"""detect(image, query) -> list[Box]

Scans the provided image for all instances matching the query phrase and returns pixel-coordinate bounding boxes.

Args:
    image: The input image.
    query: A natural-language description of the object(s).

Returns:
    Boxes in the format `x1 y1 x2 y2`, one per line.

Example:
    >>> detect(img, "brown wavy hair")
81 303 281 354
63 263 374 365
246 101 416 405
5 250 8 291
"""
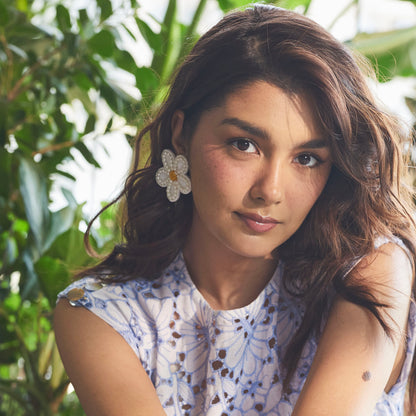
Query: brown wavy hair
81 5 416 408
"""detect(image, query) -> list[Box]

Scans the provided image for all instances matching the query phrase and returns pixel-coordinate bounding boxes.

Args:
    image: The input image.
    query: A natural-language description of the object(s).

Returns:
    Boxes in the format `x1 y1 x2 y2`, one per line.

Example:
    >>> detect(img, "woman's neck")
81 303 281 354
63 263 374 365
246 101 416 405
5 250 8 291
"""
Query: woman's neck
182 235 278 311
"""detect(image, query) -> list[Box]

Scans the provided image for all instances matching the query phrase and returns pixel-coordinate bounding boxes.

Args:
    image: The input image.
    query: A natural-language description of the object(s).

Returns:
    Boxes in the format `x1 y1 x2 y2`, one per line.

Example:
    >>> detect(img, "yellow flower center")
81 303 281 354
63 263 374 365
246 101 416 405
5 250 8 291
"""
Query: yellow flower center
169 170 178 181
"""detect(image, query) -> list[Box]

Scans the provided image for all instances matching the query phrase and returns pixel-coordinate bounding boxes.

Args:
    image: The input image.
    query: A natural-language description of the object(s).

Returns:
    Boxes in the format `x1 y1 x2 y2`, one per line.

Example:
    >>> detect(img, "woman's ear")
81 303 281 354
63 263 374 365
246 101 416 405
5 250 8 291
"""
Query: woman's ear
171 110 187 155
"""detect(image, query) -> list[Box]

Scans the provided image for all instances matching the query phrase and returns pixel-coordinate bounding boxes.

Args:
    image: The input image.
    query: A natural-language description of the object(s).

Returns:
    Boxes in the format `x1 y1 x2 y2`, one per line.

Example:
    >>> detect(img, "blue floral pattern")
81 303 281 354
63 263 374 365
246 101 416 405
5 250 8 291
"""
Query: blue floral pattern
58 252 416 415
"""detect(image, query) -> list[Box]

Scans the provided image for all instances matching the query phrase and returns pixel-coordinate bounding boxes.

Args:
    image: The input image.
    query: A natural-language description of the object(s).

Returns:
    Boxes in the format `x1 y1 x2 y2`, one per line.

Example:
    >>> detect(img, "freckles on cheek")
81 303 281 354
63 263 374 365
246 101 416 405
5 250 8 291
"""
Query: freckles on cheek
202 154 235 188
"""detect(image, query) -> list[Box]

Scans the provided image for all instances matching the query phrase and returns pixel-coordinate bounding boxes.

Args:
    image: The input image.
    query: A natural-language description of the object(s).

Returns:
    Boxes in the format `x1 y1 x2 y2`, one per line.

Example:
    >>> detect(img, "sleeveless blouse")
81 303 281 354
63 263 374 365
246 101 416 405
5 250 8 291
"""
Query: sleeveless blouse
58 249 416 415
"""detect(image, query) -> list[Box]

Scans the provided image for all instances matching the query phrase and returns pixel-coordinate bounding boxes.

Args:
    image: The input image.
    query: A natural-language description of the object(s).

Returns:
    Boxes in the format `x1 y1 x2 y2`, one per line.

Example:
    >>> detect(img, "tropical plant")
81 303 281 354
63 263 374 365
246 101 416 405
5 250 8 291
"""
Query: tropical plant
0 0 415 414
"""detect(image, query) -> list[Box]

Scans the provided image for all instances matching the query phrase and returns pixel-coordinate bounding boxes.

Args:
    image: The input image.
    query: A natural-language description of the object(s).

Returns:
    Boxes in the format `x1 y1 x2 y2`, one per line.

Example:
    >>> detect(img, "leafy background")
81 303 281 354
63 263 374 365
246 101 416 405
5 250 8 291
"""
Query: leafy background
1 0 416 414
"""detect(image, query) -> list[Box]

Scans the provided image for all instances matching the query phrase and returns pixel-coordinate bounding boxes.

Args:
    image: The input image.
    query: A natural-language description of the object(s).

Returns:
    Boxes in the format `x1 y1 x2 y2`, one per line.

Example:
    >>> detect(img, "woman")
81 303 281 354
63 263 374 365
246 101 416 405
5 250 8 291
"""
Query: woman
54 5 416 415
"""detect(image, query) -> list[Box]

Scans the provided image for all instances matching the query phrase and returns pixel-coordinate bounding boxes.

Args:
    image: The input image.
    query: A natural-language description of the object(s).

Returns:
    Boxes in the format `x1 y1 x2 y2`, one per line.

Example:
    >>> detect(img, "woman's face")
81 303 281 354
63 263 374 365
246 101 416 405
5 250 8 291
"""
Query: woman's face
175 81 332 260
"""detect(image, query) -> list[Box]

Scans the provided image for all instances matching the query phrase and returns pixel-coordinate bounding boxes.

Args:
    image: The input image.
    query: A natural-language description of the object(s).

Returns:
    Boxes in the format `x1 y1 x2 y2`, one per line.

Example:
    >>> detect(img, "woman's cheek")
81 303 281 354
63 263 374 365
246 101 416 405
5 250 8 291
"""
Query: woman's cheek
201 153 239 189
287 174 327 214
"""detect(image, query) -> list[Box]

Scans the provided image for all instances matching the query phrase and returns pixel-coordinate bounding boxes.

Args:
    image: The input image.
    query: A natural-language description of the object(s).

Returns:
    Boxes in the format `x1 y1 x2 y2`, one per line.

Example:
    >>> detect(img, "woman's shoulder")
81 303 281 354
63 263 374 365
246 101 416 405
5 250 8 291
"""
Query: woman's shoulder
56 254 194 336
58 253 189 304
57 275 142 310
358 235 413 300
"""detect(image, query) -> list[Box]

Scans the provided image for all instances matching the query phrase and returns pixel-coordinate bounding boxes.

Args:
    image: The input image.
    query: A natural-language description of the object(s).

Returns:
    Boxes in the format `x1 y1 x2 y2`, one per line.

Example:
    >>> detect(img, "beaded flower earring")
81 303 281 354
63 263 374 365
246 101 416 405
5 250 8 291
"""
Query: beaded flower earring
155 149 192 202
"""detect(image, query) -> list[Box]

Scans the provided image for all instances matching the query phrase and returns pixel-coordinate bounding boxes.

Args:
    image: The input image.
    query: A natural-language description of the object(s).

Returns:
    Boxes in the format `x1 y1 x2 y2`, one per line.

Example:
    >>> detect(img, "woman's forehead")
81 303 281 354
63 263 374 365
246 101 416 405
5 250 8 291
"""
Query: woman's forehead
188 81 328 152
205 81 322 133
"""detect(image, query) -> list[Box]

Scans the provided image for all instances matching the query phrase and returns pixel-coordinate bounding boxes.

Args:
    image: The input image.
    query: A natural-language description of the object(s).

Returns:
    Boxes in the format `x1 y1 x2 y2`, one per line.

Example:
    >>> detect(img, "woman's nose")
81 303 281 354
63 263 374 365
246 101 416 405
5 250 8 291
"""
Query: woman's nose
249 161 283 205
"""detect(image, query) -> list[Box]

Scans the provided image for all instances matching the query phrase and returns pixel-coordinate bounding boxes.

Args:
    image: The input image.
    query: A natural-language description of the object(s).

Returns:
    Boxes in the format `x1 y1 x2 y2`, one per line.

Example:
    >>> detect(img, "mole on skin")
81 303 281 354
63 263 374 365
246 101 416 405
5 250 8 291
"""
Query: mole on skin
362 371 371 382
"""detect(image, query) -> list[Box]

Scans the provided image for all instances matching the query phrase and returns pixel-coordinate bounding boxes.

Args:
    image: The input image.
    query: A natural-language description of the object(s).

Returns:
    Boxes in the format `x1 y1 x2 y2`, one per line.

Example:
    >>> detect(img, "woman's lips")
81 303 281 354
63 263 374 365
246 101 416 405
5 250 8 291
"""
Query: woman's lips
236 212 280 233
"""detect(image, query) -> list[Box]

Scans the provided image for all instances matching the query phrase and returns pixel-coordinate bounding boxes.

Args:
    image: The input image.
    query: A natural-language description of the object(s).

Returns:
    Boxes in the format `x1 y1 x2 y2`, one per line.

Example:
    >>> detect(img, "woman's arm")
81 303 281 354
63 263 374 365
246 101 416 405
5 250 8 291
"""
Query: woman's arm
293 242 413 416
54 299 166 416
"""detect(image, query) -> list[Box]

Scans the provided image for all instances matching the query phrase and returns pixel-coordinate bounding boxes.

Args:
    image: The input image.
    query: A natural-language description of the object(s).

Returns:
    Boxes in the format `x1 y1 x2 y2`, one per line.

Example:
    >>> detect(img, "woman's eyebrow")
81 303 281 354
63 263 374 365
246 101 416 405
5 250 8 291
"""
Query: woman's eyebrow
220 117 328 149
220 117 270 140
295 138 329 150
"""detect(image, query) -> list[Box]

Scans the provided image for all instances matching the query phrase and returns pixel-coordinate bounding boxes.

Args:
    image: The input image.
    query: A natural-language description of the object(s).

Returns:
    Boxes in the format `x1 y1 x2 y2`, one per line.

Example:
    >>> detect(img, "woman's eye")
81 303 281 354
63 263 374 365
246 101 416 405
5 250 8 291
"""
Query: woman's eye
294 153 321 167
230 138 257 153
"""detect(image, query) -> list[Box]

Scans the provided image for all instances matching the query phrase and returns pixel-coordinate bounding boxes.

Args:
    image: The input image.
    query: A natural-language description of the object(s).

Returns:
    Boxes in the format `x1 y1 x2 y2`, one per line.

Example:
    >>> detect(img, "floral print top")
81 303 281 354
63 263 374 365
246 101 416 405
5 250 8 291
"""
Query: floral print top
58 251 416 416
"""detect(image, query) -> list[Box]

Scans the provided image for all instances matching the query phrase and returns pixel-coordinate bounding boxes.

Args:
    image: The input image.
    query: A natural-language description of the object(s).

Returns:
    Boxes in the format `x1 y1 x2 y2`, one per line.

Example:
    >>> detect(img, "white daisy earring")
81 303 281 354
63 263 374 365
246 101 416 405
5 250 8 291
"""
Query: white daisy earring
155 149 192 202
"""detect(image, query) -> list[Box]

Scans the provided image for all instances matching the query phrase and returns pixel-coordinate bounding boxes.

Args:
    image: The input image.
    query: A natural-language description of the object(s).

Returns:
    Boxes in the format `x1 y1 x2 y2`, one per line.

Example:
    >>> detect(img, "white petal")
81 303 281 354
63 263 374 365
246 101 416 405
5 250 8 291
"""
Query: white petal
161 149 175 170
166 182 180 202
174 154 189 175
177 174 191 195
155 167 170 187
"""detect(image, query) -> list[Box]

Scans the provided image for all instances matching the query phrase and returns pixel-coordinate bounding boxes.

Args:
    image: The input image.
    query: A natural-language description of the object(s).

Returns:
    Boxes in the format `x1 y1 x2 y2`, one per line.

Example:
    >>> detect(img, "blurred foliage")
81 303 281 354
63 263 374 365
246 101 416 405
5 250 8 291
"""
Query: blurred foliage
0 0 416 414
342 0 416 82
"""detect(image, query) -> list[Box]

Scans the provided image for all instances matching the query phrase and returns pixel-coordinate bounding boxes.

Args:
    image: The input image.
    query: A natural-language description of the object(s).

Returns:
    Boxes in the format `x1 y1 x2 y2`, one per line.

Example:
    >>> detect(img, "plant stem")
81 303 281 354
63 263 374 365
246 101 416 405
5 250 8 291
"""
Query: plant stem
0 34 13 97
327 0 357 32
303 0 312 15
7 46 61 103
178 0 208 60
31 140 76 157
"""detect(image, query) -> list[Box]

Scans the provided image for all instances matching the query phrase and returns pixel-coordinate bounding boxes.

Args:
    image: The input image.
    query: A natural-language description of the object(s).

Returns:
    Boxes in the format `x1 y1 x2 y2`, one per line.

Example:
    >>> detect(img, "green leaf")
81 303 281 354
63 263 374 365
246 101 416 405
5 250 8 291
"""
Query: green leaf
121 23 137 42
104 117 113 133
73 71 94 91
100 81 134 115
67 84 96 114
35 256 70 306
12 219 29 235
78 8 89 29
113 49 137 74
38 331 54 377
47 224 92 271
8 43 28 59
135 67 159 97
87 29 115 58
216 0 255 11
18 157 50 252
400 0 416 5
151 0 176 74
217 0 306 12
79 8 88 22
21 250 40 299
0 147 11 197
16 0 28 12
84 114 96 134
56 4 71 33
64 32 80 56
276 0 311 10
90 202 120 248
4 237 18 266
43 206 76 253
0 321 20 364
55 169 76 181
61 187 78 208
74 141 101 168
0 1 9 26
97 0 113 21
348 26 416 55
4 293 21 312
7 21 48 43
0 97 8 148
151 0 183 82
136 18 162 53
161 22 182 82
372 43 416 80
347 26 416 80
177 0 208 59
